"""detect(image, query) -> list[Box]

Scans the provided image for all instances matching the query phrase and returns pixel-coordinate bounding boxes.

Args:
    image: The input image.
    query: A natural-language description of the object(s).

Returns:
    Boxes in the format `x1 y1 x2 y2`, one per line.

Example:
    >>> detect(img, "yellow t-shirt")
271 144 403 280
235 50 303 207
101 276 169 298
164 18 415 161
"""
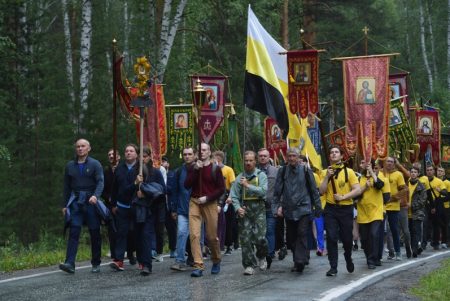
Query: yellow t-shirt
221 165 236 191
428 177 446 200
381 170 406 211
408 181 418 218
314 172 326 209
443 179 450 209
357 174 390 223
322 167 359 206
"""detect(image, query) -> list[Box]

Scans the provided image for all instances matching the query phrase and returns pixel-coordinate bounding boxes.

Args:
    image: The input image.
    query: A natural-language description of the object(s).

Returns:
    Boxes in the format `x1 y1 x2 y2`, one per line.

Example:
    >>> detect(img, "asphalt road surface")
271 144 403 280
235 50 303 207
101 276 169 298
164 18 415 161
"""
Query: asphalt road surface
1 247 449 301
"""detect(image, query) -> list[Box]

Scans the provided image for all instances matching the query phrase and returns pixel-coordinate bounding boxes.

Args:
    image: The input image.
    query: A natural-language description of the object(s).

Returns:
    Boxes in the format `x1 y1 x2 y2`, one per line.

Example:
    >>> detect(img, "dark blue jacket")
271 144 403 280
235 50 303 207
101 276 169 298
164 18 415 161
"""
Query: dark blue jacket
63 156 104 207
111 161 139 207
169 165 191 216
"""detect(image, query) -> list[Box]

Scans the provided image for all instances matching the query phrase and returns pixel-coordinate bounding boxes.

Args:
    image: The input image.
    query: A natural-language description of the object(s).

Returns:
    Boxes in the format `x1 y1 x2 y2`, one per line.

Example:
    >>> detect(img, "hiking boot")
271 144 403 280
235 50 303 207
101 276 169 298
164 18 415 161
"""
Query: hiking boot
190 269 203 277
266 256 273 269
140 266 152 276
224 247 232 255
91 265 100 273
346 260 355 273
326 268 338 276
110 260 124 271
259 258 267 271
211 263 221 274
171 263 187 271
278 246 287 260
244 267 254 275
59 263 75 274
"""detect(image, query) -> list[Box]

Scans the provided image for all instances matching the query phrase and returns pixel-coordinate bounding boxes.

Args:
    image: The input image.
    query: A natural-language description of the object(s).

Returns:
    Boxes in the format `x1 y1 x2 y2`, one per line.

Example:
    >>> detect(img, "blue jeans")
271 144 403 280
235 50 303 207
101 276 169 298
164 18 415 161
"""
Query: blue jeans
387 210 400 253
176 214 189 263
314 215 325 251
266 211 276 257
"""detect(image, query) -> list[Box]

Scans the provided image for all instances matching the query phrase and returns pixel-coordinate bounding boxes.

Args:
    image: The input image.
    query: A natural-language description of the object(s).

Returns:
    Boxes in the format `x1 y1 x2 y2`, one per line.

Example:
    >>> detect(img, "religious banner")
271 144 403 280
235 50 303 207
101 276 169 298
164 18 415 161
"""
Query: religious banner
264 117 287 164
388 97 415 162
307 114 321 154
416 109 440 166
190 75 226 143
443 146 450 163
389 73 409 116
136 83 167 165
327 127 349 161
342 56 390 161
166 104 195 157
113 54 138 121
287 50 319 118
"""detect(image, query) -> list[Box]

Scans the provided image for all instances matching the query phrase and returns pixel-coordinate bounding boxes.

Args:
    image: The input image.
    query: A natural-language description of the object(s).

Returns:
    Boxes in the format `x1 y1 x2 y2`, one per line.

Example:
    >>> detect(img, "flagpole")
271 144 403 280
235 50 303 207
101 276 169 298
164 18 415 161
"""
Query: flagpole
112 38 118 166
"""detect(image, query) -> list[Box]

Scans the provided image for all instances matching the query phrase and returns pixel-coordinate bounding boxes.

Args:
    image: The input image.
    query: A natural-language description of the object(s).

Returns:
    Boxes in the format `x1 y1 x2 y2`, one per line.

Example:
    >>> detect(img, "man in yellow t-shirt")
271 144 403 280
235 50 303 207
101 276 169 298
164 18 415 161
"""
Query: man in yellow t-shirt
319 146 360 277
213 151 236 254
437 167 450 245
357 160 390 269
426 165 448 249
381 157 408 260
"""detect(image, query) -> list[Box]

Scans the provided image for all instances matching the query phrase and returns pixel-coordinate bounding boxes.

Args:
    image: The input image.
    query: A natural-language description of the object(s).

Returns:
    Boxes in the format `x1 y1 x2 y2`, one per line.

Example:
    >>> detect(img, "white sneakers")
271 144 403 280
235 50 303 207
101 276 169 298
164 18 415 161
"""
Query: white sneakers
244 267 254 275
259 258 267 271
441 243 448 249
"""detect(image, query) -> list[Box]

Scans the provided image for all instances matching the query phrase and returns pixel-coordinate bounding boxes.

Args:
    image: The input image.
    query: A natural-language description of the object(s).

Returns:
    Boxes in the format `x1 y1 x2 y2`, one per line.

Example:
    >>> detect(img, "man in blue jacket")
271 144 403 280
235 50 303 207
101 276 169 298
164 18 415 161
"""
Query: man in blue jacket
169 147 195 271
60 139 104 274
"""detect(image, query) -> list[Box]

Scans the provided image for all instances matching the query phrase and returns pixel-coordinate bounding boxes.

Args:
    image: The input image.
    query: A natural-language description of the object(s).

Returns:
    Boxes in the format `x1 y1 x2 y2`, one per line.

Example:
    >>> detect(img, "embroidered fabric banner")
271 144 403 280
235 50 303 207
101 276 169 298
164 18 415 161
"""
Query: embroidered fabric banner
264 117 287 164
307 114 321 154
389 73 409 116
388 97 415 162
416 109 440 166
166 105 195 157
328 127 349 161
343 56 390 161
190 75 226 143
113 54 139 121
287 50 319 118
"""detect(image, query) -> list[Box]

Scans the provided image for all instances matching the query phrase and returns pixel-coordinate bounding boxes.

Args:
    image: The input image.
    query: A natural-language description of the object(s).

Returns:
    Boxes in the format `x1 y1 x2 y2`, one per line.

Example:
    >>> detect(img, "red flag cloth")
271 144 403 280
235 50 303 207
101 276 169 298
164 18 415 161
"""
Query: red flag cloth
190 75 226 143
416 109 440 166
287 50 319 118
264 117 287 164
389 73 409 116
135 83 167 166
114 56 139 120
343 56 390 161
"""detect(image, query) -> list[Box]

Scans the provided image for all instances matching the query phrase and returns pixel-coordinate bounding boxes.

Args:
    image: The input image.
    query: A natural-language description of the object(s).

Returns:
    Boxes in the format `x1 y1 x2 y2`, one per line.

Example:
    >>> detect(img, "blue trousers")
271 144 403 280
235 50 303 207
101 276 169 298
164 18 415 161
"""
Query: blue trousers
65 226 101 267
386 210 400 253
266 211 276 257
136 213 155 269
114 207 133 261
314 215 325 251
175 214 189 263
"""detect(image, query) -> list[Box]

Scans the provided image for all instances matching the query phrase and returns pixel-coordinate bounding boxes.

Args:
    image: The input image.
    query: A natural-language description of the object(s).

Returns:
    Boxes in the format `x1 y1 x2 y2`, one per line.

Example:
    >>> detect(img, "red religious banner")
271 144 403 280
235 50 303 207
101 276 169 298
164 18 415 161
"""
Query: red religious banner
343 56 390 161
190 75 226 143
287 50 319 118
135 83 167 166
327 127 349 161
416 109 440 166
389 73 409 116
264 117 287 164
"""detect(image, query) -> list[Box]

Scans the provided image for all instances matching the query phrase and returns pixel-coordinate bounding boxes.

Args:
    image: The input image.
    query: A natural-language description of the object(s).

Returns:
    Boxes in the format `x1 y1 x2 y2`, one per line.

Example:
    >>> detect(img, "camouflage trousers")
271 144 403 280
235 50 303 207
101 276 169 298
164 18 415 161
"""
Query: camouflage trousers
238 201 268 268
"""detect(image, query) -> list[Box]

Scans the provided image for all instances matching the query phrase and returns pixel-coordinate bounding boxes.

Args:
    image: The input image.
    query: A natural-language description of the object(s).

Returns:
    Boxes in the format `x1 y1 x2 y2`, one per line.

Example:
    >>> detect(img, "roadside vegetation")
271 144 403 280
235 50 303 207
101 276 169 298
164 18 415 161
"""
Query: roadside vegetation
410 258 450 301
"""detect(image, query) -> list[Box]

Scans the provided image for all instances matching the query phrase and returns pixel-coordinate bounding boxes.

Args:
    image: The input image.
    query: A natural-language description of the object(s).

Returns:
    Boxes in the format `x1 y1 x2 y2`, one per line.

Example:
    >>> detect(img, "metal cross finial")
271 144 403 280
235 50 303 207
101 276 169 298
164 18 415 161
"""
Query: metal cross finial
362 26 369 36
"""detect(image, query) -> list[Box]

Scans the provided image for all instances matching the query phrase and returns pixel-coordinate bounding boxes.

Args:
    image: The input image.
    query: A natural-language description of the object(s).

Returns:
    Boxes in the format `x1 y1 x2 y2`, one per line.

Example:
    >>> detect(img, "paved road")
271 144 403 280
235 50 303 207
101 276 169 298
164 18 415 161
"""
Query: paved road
1 247 449 301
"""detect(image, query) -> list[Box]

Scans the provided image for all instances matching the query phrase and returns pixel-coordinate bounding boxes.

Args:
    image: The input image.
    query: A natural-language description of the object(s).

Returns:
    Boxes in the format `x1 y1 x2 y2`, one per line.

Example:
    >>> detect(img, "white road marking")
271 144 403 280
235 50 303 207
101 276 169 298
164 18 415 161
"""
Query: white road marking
317 250 450 301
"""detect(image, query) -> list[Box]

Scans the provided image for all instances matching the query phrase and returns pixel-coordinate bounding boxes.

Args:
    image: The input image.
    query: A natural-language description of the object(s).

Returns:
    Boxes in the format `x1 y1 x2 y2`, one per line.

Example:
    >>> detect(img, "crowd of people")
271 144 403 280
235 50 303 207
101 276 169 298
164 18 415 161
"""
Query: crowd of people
59 138 450 278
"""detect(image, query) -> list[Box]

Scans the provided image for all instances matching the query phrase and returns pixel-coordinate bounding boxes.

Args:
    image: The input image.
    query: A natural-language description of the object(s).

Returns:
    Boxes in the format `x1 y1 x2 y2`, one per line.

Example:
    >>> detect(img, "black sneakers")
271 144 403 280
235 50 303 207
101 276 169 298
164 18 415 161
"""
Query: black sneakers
326 268 338 276
59 263 75 274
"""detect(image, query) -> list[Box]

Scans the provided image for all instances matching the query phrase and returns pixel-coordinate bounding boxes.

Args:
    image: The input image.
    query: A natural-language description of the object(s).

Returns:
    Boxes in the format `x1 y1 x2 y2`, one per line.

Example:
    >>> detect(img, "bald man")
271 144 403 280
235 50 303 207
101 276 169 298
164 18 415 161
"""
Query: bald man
60 139 104 274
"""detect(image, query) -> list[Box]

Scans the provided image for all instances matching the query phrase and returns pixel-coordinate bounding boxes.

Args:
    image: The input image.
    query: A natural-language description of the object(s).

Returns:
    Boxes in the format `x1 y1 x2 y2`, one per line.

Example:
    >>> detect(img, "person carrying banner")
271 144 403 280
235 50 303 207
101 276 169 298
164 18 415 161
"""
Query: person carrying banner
230 150 268 275
60 139 104 274
273 148 322 273
319 145 360 277
185 143 225 277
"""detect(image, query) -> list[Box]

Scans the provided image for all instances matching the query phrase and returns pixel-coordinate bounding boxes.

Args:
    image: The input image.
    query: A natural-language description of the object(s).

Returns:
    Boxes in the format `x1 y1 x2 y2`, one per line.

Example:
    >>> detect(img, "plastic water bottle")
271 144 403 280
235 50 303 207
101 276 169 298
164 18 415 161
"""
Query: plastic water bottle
223 203 229 213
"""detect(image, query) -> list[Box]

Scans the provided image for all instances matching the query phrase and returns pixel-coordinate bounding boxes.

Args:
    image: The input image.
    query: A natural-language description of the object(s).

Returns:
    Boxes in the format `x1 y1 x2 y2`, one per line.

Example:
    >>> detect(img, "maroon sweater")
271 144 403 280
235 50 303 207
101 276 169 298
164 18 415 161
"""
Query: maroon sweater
184 163 225 202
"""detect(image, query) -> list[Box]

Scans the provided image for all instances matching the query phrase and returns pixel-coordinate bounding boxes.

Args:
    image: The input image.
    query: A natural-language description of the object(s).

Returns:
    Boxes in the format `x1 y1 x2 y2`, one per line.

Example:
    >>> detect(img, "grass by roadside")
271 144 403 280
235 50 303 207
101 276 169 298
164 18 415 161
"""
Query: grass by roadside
0 232 109 273
410 258 450 301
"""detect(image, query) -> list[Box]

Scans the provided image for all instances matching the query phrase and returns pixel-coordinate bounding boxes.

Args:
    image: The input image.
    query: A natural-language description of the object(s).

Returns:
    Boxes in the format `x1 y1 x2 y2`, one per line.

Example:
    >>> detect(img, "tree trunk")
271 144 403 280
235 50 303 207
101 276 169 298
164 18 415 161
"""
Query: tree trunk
79 0 93 131
281 0 289 49
302 0 316 49
425 0 437 80
419 0 433 93
157 0 188 81
123 0 131 66
403 0 411 65
61 0 76 125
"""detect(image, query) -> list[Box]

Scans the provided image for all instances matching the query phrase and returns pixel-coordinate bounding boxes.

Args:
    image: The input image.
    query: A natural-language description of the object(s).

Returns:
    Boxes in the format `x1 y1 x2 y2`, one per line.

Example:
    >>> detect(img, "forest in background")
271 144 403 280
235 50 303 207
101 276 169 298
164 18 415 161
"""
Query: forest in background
1 0 450 244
